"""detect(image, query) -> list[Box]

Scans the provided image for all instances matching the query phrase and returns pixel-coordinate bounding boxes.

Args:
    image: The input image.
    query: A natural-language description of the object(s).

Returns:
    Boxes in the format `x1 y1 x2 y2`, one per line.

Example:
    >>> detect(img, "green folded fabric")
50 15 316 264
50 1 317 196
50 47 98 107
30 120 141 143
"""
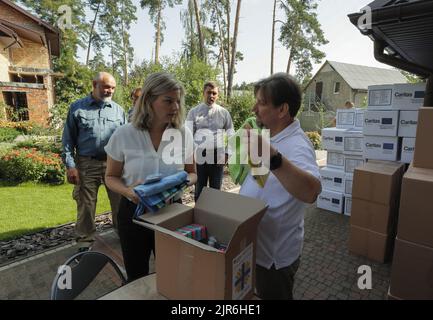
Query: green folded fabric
228 117 261 185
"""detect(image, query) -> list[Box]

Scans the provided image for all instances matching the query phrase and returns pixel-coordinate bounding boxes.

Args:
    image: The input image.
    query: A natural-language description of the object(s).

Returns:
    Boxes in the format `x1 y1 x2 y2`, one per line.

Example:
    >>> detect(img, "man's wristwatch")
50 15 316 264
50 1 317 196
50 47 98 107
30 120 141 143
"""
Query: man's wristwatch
269 151 283 171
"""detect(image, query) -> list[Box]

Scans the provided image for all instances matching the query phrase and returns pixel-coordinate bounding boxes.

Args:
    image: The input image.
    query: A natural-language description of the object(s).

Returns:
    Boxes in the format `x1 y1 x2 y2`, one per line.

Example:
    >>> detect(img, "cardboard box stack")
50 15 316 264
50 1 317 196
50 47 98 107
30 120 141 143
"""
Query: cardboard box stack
389 107 433 299
317 108 364 215
364 83 425 164
133 187 267 300
348 161 405 263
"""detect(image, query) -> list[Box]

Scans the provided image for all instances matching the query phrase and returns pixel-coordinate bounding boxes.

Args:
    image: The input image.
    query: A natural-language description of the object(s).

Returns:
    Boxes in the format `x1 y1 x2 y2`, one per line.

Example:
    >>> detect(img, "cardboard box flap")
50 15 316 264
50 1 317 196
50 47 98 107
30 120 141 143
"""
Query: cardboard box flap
195 188 268 223
135 203 192 226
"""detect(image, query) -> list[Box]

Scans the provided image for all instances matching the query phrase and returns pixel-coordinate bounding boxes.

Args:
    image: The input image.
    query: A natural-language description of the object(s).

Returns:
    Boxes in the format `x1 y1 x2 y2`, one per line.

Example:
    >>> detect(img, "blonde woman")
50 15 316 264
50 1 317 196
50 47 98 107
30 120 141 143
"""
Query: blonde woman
105 72 197 281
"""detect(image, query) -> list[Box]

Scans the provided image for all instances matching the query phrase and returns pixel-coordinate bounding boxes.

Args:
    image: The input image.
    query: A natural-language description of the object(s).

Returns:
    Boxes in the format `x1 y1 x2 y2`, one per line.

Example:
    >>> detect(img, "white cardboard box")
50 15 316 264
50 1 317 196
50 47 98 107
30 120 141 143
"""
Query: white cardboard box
345 173 354 195
344 129 364 155
363 110 399 137
363 136 401 161
336 108 356 129
401 137 415 164
320 167 345 193
327 151 345 170
367 83 426 110
344 194 352 216
392 83 426 110
355 109 365 129
321 128 346 152
344 154 365 174
368 84 394 109
398 111 418 137
317 189 344 214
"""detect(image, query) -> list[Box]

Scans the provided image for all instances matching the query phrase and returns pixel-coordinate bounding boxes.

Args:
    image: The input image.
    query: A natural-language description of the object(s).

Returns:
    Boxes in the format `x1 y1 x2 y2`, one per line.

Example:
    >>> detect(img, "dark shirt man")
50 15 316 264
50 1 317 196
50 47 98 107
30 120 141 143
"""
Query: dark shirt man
62 72 126 249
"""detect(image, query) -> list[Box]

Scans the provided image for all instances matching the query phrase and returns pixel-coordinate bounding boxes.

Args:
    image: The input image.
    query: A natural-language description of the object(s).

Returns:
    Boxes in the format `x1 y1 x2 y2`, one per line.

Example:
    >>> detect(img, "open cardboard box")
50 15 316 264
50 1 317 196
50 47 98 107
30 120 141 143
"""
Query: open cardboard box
133 187 267 300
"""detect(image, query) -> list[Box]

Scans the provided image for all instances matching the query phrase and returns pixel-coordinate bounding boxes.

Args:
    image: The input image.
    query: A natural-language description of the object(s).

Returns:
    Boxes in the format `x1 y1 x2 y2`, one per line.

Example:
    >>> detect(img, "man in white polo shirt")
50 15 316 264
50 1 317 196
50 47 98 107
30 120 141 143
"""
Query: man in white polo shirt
240 73 322 300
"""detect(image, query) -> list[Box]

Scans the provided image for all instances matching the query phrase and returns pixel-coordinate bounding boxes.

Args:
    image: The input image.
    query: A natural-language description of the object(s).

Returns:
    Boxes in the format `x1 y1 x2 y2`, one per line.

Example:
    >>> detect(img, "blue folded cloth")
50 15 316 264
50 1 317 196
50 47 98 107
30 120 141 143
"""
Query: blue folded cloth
133 171 188 217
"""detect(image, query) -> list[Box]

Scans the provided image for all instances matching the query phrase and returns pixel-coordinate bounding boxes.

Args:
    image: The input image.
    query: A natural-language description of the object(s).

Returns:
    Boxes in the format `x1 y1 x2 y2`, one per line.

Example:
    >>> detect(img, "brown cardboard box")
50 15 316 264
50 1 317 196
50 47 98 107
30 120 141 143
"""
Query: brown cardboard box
397 165 433 247
349 225 394 263
350 198 397 234
352 161 405 206
133 187 267 300
390 237 433 300
413 107 433 169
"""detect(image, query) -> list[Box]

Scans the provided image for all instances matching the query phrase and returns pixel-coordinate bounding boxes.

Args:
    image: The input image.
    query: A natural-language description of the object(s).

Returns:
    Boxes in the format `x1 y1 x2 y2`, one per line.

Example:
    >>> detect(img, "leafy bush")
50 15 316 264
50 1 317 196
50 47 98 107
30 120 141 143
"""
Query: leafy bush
0 127 21 142
224 92 256 130
0 120 38 134
0 148 65 184
305 131 322 150
15 137 62 155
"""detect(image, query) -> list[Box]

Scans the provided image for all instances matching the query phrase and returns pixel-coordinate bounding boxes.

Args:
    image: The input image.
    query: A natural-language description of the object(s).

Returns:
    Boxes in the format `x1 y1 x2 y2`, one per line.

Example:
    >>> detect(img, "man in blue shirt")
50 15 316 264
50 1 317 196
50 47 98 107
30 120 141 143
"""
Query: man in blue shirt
62 72 126 250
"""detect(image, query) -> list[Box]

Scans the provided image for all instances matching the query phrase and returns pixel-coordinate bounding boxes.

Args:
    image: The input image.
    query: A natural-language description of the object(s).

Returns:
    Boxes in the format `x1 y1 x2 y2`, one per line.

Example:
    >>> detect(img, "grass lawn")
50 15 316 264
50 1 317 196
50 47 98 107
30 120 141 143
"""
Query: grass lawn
0 182 111 241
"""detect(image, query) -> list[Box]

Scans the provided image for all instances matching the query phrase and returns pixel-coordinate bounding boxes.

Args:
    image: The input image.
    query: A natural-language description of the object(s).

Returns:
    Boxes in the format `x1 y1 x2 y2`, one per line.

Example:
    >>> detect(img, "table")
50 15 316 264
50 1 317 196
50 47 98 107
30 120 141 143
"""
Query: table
99 273 166 300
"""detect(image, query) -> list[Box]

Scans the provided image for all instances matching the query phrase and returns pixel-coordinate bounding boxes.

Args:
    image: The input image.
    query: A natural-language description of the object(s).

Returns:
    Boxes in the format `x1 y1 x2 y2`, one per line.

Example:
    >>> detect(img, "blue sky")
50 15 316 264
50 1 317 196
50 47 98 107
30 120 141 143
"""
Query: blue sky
79 0 387 85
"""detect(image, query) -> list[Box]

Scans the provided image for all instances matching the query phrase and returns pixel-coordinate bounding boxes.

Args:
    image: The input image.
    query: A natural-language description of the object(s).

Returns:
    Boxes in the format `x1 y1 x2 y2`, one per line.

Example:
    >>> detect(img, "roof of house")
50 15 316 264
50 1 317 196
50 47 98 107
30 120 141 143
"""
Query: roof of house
305 60 407 92
0 0 59 56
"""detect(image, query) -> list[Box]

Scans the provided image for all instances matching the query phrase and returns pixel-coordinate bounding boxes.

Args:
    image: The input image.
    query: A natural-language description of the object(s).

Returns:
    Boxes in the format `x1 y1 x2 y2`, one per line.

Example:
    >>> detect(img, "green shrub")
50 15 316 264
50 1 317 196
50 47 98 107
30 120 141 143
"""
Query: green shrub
15 137 62 155
0 148 65 184
224 92 256 130
0 127 21 142
0 120 35 134
305 131 322 150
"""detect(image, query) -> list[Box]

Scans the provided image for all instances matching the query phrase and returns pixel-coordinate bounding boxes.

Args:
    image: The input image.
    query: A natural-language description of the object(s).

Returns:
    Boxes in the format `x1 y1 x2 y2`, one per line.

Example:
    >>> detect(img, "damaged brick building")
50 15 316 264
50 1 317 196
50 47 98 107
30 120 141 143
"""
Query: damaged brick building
0 0 60 125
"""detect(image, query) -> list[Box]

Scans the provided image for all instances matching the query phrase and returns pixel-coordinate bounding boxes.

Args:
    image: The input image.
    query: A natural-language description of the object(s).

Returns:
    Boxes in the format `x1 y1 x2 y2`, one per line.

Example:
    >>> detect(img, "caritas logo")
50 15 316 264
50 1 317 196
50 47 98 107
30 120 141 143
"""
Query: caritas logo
395 92 413 98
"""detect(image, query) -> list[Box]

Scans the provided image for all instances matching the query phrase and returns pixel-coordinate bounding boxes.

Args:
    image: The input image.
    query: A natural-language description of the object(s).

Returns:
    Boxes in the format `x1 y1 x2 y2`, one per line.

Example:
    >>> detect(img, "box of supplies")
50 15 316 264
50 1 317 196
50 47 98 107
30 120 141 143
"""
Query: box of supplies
345 173 353 195
367 83 426 110
392 83 426 110
363 136 401 161
317 189 344 214
134 188 267 299
398 111 418 137
326 151 344 170
344 194 352 216
413 107 433 169
355 108 365 129
397 165 433 248
363 110 399 137
320 167 345 193
321 128 346 151
343 129 364 155
344 154 364 174
400 137 415 164
336 108 356 129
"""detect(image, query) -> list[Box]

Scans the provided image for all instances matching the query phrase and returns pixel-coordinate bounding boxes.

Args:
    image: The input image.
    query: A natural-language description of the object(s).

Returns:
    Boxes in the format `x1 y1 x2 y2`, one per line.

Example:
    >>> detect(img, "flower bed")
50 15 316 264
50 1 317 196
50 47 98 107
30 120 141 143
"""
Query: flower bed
0 147 65 184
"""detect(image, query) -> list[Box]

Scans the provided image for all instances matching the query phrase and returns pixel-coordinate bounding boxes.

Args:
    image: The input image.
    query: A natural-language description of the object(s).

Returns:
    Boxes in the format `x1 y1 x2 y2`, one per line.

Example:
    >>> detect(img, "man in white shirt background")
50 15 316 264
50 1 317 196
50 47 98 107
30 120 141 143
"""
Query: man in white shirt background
186 82 235 201
240 73 322 300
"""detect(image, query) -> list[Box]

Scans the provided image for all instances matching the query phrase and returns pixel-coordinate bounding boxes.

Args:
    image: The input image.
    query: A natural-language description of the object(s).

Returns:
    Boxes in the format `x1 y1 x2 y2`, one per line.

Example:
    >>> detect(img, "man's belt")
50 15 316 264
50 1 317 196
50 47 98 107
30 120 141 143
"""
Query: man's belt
90 154 107 161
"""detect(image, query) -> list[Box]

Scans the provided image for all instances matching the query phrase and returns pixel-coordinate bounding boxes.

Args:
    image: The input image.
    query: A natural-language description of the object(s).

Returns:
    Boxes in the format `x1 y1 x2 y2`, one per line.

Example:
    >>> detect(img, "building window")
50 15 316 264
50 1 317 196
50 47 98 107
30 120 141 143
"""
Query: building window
334 82 341 94
2 92 29 121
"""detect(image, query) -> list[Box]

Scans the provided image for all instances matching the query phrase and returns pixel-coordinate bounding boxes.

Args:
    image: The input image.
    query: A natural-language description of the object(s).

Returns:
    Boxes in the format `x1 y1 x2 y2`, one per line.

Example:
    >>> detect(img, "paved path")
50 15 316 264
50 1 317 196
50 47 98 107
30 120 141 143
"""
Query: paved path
0 204 391 300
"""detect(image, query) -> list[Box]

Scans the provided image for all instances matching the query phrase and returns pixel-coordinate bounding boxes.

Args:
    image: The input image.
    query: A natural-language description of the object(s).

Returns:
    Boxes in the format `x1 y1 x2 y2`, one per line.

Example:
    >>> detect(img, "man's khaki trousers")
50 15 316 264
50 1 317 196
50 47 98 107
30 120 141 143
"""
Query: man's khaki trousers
73 157 120 242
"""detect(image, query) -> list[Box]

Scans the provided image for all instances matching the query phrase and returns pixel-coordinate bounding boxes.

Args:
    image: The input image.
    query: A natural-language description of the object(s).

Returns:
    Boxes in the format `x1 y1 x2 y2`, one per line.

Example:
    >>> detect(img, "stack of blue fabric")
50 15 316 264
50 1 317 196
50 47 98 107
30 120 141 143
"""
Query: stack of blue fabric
133 171 189 218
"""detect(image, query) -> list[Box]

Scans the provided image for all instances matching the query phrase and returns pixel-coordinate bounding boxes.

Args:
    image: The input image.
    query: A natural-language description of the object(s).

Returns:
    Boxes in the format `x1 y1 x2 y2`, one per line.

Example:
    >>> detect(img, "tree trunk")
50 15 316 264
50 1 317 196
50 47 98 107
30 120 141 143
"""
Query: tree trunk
225 0 231 79
216 7 227 97
121 17 128 85
271 0 276 75
227 0 241 98
189 0 194 60
155 0 162 64
110 36 115 75
192 0 204 60
85 1 101 66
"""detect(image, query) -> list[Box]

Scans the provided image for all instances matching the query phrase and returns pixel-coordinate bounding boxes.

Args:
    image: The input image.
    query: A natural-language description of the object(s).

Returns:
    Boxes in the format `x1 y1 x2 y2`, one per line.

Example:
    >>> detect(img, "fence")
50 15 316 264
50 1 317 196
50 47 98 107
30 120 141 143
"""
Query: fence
298 110 336 133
